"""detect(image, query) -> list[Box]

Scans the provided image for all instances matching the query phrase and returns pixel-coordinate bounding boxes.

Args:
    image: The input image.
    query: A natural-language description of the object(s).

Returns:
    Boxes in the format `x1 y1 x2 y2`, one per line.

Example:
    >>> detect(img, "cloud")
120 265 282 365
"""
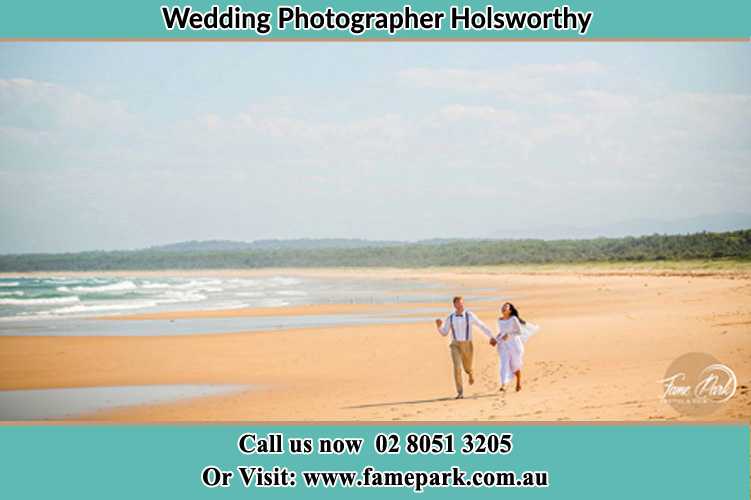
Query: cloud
438 104 519 123
0 78 134 131
398 61 605 96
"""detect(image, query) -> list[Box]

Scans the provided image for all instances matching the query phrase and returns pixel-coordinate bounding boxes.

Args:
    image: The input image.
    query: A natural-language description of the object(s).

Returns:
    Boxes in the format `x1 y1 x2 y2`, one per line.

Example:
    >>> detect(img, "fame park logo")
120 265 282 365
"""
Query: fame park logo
659 352 737 416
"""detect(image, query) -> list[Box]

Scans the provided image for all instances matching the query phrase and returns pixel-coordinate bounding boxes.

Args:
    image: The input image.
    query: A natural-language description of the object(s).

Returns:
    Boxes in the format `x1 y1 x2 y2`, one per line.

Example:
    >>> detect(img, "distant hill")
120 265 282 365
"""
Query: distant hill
495 212 751 240
148 239 405 252
2 229 750 271
148 240 255 252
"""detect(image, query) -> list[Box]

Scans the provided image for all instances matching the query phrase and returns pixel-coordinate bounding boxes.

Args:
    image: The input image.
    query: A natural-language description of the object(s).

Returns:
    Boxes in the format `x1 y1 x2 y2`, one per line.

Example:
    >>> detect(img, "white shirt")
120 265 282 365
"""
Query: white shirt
437 310 493 341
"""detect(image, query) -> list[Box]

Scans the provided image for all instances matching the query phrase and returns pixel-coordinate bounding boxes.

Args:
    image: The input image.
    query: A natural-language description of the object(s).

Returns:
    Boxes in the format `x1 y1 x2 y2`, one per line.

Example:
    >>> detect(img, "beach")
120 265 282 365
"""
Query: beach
0 266 749 422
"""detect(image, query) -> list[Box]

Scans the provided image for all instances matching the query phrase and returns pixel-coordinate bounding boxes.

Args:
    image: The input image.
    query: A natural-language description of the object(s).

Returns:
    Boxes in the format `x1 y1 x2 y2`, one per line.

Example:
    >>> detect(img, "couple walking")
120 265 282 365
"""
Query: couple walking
434 296 539 399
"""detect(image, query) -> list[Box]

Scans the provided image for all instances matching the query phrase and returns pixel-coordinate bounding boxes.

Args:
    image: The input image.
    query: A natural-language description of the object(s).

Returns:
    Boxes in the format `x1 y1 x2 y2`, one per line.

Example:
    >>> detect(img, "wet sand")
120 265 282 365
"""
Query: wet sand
1 266 749 421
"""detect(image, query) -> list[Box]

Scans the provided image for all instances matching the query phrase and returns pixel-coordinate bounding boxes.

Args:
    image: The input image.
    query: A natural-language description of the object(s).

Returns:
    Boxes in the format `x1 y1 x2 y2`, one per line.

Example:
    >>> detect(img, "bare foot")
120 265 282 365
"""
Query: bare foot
468 373 475 385
499 385 506 392
516 384 522 392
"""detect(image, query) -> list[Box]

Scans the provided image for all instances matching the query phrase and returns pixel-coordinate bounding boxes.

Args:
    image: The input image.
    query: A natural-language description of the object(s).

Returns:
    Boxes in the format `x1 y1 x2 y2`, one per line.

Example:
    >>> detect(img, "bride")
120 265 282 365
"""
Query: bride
489 302 539 392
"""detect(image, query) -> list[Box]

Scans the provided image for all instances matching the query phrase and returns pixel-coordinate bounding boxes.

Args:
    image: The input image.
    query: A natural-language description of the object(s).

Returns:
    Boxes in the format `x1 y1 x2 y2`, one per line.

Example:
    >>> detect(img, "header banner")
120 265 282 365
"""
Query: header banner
1 1 750 40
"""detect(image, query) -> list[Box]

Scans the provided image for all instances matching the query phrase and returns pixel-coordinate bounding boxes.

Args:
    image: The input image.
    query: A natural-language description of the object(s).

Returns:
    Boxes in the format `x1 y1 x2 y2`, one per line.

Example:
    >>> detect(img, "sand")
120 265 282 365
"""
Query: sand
1 266 749 422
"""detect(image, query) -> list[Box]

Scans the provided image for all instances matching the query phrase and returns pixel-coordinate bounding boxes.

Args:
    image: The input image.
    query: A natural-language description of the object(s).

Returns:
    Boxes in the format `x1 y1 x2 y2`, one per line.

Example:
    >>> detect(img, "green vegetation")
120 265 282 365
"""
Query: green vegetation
1 230 750 272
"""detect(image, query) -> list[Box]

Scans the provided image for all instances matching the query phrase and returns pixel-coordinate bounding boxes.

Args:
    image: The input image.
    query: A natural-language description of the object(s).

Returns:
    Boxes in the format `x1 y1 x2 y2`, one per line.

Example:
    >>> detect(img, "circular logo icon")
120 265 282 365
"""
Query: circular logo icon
659 352 737 416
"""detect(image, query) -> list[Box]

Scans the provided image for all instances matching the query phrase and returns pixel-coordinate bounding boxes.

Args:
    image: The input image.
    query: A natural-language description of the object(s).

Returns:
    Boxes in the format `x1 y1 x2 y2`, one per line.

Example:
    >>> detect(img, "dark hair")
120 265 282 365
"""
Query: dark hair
501 302 526 324
452 296 463 305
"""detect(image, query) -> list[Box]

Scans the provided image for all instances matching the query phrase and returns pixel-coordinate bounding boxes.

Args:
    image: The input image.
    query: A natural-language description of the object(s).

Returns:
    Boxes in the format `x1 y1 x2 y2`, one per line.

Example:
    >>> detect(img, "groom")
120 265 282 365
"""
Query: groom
435 296 494 399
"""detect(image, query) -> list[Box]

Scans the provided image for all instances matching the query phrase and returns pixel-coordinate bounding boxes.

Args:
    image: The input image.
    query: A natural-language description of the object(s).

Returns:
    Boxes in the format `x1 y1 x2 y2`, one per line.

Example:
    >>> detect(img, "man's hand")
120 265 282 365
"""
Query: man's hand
502 334 509 341
435 318 443 328
489 338 497 347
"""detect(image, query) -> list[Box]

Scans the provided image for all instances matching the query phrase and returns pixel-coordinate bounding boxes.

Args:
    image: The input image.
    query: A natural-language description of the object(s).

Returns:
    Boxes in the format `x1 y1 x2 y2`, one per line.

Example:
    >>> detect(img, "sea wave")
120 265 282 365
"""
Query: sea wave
275 290 307 297
0 296 80 306
206 302 250 311
172 280 222 292
141 282 172 289
0 275 310 319
45 278 79 285
63 281 138 293
52 301 158 314
269 277 302 286
226 278 261 287
256 298 290 307
156 291 208 304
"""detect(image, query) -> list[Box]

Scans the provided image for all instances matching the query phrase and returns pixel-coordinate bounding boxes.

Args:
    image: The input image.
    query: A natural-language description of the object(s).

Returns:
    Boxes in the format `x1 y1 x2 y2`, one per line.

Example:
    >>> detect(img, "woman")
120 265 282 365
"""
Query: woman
491 302 539 392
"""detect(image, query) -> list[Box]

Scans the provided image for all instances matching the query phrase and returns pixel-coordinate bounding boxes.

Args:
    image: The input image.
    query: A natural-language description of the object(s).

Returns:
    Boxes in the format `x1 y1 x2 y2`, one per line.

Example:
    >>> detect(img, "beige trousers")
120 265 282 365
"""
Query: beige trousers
449 340 474 394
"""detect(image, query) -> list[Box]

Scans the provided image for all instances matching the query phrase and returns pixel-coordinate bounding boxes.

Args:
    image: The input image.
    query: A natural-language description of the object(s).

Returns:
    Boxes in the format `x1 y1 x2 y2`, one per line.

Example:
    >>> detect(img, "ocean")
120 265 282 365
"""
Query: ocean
0 274 497 337
0 274 467 319
0 275 313 320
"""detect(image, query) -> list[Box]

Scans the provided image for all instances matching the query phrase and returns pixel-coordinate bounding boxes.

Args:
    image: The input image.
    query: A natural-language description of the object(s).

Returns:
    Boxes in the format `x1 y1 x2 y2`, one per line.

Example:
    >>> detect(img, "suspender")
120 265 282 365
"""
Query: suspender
449 312 471 341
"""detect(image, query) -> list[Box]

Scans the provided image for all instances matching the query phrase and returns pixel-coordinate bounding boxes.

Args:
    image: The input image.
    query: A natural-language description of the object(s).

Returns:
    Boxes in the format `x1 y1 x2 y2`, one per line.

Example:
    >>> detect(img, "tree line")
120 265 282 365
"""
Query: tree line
1 230 750 271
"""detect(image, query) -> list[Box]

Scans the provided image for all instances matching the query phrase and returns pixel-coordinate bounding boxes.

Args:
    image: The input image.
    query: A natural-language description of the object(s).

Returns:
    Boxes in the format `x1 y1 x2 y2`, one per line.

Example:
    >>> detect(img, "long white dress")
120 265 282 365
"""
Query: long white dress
496 317 540 385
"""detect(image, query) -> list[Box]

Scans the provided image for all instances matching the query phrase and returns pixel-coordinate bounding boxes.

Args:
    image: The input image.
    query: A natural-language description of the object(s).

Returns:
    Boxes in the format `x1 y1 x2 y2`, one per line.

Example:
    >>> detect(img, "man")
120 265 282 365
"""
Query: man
435 296 495 399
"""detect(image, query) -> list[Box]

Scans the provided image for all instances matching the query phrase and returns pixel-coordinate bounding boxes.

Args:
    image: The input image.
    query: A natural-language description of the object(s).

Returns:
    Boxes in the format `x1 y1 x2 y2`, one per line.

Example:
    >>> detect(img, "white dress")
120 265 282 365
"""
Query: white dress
496 317 540 385
497 317 525 384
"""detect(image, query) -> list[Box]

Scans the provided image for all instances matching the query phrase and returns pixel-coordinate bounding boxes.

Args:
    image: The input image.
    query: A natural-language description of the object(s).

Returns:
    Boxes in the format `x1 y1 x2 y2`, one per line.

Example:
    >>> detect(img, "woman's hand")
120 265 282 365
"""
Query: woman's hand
502 334 509 341
489 338 497 347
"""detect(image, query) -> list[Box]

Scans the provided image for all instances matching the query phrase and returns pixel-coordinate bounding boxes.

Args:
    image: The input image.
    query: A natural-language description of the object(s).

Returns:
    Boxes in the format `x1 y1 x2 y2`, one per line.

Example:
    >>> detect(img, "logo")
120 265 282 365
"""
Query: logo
659 352 737 416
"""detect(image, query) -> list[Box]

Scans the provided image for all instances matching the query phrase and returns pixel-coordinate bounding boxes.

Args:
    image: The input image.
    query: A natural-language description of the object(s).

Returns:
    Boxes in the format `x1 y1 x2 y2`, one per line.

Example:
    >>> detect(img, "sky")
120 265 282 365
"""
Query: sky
0 43 749 253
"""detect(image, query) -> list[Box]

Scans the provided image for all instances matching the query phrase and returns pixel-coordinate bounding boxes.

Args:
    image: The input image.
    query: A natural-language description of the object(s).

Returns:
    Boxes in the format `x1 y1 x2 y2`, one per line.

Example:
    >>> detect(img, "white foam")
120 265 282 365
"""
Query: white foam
69 280 138 293
206 302 250 311
0 291 24 297
140 282 172 289
156 290 208 305
0 282 20 287
226 278 261 287
52 301 158 314
257 298 290 307
269 277 302 286
276 290 307 297
0 296 80 306
174 279 222 290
